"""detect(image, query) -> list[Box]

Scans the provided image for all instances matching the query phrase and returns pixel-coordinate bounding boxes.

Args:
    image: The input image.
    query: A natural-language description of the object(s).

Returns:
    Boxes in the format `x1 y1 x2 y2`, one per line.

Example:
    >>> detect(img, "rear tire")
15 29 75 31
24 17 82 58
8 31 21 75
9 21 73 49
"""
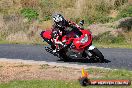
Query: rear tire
58 49 70 61
82 51 88 58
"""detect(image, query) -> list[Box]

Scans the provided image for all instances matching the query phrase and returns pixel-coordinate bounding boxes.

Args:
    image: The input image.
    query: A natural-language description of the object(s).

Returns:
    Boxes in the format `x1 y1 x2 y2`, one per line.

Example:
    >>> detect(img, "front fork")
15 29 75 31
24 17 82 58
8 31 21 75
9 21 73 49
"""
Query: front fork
86 45 95 57
88 45 95 50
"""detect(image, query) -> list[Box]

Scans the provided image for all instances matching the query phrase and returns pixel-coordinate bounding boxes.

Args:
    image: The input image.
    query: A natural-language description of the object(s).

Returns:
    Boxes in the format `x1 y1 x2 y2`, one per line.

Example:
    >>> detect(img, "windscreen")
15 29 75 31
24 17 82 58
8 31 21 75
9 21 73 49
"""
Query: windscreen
65 26 82 38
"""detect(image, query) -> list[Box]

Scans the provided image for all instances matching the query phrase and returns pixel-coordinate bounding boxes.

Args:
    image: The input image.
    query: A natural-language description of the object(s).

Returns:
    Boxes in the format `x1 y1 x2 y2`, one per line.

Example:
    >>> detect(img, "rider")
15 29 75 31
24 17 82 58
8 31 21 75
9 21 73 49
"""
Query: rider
51 13 80 52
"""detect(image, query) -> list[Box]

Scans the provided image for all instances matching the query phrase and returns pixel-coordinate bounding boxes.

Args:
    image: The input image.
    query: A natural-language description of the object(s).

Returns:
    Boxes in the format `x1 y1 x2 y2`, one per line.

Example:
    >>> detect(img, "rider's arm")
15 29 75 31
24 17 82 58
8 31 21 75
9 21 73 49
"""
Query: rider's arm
53 36 64 45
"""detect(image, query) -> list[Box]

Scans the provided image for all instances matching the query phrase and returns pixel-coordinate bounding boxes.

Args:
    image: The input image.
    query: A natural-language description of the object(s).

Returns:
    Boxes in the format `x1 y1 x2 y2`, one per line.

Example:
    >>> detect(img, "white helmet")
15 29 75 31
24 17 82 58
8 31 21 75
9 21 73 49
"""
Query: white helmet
52 13 66 28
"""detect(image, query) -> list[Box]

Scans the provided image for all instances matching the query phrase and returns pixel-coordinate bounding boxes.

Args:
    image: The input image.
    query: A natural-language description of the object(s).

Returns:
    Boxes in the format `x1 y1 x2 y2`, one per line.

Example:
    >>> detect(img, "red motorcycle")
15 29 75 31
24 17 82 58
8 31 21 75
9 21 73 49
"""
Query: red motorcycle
40 21 104 62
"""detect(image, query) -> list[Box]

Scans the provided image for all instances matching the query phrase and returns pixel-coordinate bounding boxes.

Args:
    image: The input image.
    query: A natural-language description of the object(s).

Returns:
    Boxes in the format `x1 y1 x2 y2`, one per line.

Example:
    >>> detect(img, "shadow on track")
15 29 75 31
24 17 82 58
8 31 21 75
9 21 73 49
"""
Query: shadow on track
58 58 111 63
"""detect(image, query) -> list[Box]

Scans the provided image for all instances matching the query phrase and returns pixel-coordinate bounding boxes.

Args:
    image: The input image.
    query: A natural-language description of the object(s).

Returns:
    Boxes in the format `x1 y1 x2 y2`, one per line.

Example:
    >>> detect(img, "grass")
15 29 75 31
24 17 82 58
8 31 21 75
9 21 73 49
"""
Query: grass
1 80 131 88
93 31 132 49
94 42 132 49
0 40 10 44
0 40 45 45
13 64 32 68
0 0 131 46
0 68 132 88
39 64 50 69
0 40 132 49
0 80 81 88
87 68 132 80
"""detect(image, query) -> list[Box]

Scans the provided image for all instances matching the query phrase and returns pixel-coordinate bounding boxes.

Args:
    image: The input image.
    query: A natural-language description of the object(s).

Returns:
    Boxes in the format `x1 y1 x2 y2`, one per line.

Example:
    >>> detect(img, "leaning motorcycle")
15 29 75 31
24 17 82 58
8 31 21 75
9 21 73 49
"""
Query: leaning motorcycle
40 22 104 62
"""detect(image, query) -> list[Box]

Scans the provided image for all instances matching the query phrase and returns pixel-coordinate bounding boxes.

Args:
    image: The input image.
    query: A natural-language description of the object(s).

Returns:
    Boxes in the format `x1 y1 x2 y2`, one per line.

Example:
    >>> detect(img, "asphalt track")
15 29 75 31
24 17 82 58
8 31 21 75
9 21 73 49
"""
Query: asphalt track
0 44 132 70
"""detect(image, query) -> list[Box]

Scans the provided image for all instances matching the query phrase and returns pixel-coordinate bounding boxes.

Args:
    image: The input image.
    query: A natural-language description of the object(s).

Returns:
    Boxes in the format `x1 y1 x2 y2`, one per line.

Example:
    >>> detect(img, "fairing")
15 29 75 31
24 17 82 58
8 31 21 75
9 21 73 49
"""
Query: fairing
41 31 52 39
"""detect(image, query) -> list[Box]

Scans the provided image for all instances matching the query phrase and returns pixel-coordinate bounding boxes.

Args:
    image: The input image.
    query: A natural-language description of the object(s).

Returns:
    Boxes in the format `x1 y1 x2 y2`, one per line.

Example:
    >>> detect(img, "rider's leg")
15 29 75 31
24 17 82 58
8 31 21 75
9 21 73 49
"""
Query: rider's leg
53 44 61 53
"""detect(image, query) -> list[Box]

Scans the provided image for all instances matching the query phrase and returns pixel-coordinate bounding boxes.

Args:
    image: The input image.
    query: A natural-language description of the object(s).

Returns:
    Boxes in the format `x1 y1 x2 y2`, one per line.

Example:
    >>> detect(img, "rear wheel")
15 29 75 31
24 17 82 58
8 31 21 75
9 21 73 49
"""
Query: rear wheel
82 51 88 58
58 49 70 61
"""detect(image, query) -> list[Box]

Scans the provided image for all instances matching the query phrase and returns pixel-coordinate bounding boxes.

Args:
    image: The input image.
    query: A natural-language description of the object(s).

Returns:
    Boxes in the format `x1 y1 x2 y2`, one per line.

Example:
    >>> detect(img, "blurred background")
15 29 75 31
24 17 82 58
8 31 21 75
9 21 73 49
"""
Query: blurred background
0 0 132 48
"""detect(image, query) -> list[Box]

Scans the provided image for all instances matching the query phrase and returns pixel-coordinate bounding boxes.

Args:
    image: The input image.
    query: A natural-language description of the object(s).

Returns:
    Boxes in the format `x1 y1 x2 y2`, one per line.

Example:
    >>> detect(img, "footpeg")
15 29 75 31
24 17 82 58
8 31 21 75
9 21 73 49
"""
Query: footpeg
45 47 60 57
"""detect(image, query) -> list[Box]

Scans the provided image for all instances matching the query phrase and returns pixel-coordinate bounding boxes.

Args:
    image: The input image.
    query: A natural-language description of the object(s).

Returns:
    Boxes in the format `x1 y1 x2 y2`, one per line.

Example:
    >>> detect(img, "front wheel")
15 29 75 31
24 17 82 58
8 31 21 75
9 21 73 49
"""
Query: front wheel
91 48 104 62
85 48 104 62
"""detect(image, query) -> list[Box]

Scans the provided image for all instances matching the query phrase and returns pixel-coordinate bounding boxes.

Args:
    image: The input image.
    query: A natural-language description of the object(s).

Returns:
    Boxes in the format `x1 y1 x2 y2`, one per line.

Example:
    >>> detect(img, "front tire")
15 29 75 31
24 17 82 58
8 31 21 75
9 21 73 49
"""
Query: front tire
91 48 104 62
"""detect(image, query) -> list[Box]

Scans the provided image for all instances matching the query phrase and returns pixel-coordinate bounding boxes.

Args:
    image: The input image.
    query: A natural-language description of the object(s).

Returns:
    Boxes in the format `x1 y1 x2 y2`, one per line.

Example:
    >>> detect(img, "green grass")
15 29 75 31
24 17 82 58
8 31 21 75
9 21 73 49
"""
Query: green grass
0 79 131 88
0 40 132 49
116 5 132 20
0 68 132 88
0 40 10 44
94 42 132 49
0 80 80 88
87 68 132 80
93 31 132 49
0 40 45 45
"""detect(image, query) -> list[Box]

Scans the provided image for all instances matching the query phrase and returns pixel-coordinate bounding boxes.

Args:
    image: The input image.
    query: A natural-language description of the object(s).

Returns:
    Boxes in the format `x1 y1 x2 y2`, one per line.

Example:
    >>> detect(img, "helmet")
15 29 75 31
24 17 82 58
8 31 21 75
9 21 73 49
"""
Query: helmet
52 13 66 28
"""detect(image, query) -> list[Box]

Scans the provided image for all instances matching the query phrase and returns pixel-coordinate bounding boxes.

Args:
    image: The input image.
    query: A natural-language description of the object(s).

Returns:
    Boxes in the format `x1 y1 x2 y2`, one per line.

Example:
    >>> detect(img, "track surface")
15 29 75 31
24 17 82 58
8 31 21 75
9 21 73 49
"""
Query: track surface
0 44 132 70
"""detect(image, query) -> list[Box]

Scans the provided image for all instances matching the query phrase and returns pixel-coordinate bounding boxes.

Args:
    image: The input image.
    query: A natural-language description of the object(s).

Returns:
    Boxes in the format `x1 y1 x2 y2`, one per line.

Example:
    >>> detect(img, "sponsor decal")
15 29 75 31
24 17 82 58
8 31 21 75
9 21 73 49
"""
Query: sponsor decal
79 68 131 86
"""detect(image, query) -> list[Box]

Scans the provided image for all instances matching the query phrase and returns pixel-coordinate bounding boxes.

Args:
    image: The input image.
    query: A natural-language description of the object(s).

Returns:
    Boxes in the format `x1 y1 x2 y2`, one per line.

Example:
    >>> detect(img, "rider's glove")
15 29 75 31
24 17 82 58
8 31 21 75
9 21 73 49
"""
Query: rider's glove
62 42 67 47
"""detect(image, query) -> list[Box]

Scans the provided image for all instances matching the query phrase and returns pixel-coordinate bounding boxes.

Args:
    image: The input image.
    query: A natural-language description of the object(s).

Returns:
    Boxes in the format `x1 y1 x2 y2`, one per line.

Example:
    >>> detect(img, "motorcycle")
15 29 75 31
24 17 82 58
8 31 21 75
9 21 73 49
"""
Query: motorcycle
40 21 104 62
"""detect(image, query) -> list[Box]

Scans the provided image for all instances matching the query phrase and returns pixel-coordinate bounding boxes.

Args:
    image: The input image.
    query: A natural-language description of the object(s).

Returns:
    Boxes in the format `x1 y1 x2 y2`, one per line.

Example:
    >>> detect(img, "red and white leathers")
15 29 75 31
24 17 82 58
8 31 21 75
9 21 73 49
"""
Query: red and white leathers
51 30 66 52
51 20 80 52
